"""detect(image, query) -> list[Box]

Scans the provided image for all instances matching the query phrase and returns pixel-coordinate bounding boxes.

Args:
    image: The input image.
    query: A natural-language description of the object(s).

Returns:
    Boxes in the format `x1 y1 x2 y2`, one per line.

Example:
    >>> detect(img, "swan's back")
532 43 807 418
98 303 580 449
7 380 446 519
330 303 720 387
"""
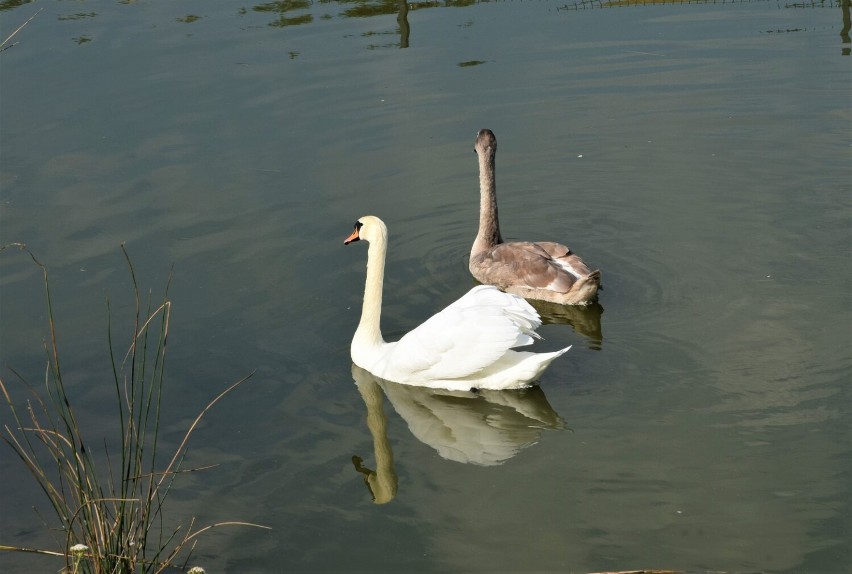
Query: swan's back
363 286 568 389
470 241 599 294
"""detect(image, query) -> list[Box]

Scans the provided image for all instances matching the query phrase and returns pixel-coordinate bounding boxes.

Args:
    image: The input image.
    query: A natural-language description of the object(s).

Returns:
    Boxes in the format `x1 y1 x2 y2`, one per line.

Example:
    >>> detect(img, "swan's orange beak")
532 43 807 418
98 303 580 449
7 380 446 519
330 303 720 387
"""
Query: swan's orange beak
344 227 360 245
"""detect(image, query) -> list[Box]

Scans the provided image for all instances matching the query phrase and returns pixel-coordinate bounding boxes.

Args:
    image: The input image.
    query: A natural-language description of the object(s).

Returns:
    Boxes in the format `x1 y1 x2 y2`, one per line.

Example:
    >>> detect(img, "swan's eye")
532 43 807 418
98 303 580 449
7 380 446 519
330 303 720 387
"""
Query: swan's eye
354 221 363 231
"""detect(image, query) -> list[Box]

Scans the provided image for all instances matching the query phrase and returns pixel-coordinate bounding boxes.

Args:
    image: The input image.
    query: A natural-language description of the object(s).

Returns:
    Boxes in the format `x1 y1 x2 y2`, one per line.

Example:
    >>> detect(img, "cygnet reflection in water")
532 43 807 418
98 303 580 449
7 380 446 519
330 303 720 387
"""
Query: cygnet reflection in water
528 298 604 350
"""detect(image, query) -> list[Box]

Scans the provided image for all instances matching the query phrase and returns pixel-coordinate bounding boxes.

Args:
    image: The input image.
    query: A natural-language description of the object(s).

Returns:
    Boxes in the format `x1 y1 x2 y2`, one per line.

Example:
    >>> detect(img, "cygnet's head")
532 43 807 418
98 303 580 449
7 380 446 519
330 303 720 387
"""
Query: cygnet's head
474 128 497 159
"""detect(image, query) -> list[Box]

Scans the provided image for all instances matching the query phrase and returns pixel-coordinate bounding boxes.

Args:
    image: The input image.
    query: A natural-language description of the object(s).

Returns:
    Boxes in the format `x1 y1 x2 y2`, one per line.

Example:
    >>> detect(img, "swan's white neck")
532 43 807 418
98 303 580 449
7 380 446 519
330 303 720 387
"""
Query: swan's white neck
473 149 502 256
354 234 387 353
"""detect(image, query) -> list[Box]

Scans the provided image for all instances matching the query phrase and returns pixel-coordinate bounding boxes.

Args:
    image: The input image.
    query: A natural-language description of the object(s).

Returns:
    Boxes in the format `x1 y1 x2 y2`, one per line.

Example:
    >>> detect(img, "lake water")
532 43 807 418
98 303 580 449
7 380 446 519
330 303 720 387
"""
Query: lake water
1 0 850 572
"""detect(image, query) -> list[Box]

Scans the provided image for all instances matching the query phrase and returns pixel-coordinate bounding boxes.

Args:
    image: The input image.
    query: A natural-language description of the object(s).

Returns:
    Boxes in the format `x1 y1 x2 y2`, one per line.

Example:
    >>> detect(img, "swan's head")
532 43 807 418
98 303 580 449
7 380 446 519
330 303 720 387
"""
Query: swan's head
475 128 497 158
344 215 388 246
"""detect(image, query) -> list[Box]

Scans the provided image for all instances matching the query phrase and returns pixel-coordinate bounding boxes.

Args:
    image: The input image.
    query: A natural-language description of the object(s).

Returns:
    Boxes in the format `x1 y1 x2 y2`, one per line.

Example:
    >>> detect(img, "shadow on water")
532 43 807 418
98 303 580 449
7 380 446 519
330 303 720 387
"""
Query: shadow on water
350 364 566 503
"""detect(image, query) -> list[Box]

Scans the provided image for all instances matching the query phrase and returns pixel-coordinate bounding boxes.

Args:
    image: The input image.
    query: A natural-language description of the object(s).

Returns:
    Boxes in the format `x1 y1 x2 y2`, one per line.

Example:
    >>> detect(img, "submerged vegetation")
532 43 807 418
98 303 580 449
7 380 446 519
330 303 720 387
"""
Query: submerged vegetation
0 244 265 573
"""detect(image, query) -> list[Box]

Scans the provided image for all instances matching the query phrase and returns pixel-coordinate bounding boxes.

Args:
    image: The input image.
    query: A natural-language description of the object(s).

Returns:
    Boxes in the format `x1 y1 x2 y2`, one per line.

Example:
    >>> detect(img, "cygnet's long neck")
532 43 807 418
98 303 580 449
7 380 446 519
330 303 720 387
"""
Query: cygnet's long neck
354 236 387 351
473 147 503 256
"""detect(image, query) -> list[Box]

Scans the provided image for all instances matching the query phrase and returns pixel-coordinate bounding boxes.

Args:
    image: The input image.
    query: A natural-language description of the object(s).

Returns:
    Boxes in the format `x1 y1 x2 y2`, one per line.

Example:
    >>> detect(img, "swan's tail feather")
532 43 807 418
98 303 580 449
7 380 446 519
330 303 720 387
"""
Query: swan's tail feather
569 269 601 304
515 344 572 386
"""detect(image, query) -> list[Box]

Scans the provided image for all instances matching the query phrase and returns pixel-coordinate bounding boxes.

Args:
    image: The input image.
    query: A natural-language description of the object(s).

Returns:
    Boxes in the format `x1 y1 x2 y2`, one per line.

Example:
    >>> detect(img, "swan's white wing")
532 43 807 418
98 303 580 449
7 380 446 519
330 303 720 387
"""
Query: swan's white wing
387 286 543 381
443 285 543 340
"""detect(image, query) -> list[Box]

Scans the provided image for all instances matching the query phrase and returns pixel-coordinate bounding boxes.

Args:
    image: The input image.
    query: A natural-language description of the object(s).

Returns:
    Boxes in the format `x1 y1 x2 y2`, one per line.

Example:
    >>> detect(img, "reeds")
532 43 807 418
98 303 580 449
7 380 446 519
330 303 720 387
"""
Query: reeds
0 244 266 573
0 8 43 53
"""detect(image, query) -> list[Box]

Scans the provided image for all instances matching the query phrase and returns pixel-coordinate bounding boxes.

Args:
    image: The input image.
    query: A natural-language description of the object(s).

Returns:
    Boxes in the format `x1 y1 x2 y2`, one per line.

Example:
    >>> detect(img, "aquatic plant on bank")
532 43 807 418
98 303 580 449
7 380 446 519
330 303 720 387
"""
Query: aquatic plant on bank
0 244 266 573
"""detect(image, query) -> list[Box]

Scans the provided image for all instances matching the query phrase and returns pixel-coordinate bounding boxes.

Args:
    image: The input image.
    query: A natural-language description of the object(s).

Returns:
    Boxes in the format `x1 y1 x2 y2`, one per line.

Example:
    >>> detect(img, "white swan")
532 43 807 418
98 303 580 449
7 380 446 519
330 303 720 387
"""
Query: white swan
470 129 601 305
344 216 570 391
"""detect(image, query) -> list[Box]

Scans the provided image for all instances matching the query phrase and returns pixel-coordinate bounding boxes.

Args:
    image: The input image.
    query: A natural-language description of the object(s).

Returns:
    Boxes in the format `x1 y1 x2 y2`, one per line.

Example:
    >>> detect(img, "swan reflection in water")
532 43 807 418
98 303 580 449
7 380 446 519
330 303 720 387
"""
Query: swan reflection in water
351 364 566 504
